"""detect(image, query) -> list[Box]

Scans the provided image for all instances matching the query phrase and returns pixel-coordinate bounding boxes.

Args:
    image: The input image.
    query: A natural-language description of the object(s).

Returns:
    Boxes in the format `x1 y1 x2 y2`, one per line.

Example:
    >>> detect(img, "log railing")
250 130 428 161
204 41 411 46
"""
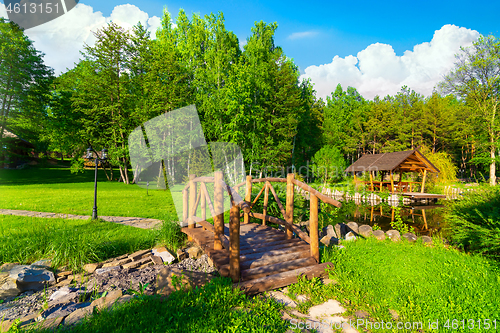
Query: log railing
182 172 341 282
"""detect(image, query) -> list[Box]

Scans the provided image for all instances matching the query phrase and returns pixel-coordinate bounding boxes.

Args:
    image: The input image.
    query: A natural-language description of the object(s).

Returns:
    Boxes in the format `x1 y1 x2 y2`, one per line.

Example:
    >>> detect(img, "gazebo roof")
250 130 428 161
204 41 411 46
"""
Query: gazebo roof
344 149 439 174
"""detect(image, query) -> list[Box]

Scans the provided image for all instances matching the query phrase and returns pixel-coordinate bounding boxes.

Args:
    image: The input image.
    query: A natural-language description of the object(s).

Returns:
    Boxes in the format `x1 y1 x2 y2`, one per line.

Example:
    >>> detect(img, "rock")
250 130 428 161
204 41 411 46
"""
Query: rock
186 247 202 260
114 294 135 306
267 291 297 307
402 233 417 242
358 225 373 237
386 230 401 242
48 286 72 303
83 263 100 274
421 236 432 244
152 247 176 265
102 258 132 268
345 231 357 241
55 279 72 288
308 299 346 318
334 223 346 239
40 316 64 329
9 266 55 292
17 312 39 327
63 305 93 326
122 257 152 270
156 267 214 296
30 259 51 269
321 278 337 285
151 255 164 265
320 235 339 247
0 319 13 332
95 266 121 275
128 249 152 261
355 310 369 319
389 309 399 320
43 302 90 320
0 287 21 299
372 230 386 240
0 263 20 273
56 271 73 278
325 225 337 238
139 261 154 269
90 289 122 311
176 249 188 261
347 221 359 234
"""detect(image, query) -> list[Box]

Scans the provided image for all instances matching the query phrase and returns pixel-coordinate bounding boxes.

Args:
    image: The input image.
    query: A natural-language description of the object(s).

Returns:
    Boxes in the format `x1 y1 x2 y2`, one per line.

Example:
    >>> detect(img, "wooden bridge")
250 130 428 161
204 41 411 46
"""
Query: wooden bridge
180 172 341 294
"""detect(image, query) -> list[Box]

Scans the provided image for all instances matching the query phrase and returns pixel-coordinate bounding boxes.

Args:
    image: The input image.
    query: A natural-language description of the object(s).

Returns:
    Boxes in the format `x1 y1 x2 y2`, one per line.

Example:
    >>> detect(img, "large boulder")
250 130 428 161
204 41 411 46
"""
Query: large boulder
345 231 357 241
152 247 176 264
358 225 373 238
334 223 347 239
325 225 337 238
320 235 339 247
386 230 401 242
402 233 417 243
9 265 55 292
346 222 359 234
372 230 386 240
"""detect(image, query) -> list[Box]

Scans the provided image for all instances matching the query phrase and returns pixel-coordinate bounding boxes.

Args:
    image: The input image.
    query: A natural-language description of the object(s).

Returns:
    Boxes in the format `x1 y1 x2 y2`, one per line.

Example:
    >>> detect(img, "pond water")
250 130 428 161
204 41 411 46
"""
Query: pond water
321 199 447 237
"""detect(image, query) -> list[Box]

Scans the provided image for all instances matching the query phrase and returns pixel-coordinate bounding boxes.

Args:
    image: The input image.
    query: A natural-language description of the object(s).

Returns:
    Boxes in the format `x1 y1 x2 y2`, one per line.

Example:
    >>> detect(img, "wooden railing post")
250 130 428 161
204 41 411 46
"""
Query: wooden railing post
309 193 319 262
229 204 240 282
244 175 252 224
285 173 295 239
189 174 197 228
262 183 269 225
200 182 206 221
213 171 224 250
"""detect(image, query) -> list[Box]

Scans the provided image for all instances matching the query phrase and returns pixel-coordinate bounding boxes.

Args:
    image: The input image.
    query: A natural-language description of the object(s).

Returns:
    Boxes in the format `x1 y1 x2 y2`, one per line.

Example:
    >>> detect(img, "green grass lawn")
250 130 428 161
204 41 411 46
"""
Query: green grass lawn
0 167 177 220
287 237 500 332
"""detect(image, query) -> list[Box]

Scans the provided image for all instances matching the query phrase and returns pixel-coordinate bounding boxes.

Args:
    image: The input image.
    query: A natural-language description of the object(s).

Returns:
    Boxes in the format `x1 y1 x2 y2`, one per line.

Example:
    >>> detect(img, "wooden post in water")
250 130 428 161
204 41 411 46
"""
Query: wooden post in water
262 183 269 225
421 170 427 193
213 171 224 250
244 175 252 224
229 204 240 282
200 182 206 221
189 174 197 228
422 209 428 230
309 194 319 263
285 173 295 239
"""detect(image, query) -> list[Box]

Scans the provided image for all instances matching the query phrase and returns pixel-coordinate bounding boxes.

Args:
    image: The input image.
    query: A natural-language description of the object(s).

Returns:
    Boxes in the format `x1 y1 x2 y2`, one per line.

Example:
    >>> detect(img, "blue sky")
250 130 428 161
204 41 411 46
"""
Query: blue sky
1 0 499 99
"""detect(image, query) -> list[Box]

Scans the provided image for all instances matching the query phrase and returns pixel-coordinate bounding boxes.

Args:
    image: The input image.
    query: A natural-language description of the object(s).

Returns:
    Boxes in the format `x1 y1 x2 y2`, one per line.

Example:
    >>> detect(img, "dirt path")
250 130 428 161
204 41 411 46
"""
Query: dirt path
0 209 163 229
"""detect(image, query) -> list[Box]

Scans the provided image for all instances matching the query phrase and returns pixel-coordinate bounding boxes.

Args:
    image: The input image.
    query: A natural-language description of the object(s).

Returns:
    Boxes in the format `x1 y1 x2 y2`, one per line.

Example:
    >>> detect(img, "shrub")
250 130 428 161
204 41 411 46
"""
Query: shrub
418 146 457 190
445 185 500 258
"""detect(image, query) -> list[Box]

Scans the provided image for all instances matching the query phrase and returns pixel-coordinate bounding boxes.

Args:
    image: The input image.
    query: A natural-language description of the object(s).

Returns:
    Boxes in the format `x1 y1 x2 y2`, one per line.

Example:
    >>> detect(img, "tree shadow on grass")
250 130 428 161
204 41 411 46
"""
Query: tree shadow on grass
0 167 114 185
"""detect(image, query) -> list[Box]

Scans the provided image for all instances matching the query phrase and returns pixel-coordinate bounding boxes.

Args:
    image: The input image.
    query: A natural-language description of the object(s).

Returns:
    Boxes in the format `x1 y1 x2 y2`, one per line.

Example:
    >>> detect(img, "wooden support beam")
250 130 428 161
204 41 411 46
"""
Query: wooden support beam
309 194 319 263
390 172 394 194
229 204 240 283
262 182 269 225
285 173 295 239
421 169 427 193
268 181 286 220
244 175 252 224
213 171 224 250
201 182 206 221
369 171 374 191
189 174 197 229
292 179 342 208
200 182 216 218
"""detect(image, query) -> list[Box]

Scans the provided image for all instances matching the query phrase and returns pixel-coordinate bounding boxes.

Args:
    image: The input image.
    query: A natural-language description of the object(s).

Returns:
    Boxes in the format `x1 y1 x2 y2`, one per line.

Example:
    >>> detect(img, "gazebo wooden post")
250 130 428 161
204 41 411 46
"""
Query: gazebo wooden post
262 183 269 225
399 170 403 192
390 171 394 194
188 174 197 229
421 170 427 193
244 175 252 224
380 171 383 192
229 203 240 282
213 171 224 250
285 173 295 239
309 193 320 262
369 171 374 191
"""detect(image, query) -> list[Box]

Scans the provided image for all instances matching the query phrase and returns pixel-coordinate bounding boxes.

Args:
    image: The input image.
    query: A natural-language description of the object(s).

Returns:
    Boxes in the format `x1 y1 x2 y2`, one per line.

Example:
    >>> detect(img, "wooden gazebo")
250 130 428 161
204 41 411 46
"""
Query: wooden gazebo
345 149 439 193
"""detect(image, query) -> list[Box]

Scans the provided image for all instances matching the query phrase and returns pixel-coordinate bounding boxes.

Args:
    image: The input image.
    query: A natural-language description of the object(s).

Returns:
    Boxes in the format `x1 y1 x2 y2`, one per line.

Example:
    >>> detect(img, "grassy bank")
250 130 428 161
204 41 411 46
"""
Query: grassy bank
287 237 500 332
0 215 185 270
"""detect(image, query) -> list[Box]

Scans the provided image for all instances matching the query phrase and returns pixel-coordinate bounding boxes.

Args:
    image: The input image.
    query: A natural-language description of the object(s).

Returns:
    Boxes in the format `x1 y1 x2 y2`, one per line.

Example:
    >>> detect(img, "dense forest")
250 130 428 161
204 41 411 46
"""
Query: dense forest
1 10 499 185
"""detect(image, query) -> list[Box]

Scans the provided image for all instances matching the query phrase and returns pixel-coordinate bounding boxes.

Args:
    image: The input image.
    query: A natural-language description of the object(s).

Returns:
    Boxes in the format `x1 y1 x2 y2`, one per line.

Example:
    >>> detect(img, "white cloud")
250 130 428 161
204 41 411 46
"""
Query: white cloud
301 24 480 100
288 31 318 40
0 3 162 75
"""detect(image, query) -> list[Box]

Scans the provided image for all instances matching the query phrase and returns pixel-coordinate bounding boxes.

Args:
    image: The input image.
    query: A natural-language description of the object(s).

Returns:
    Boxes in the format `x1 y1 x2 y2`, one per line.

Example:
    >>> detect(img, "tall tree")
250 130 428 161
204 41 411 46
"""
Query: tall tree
440 35 500 185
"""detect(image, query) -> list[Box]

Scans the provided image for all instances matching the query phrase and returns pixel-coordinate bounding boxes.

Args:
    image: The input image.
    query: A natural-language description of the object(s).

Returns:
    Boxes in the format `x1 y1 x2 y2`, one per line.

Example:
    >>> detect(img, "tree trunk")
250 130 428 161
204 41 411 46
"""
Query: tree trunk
490 145 496 186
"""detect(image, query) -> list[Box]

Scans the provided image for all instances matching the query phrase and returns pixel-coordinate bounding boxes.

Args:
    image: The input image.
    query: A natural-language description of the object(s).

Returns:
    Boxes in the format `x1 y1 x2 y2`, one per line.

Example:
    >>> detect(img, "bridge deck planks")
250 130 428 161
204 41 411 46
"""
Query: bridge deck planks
181 222 330 293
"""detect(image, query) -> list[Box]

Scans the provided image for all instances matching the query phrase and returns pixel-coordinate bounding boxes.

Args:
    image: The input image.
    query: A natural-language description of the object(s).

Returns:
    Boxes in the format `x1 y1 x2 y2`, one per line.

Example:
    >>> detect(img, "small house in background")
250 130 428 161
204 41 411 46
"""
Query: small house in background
1 129 35 168
345 149 440 194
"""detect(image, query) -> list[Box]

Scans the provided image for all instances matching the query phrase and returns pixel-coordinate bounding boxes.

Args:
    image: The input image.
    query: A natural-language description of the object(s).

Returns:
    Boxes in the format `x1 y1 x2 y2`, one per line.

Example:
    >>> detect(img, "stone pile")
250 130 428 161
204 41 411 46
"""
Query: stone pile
0 245 212 332
319 222 433 247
